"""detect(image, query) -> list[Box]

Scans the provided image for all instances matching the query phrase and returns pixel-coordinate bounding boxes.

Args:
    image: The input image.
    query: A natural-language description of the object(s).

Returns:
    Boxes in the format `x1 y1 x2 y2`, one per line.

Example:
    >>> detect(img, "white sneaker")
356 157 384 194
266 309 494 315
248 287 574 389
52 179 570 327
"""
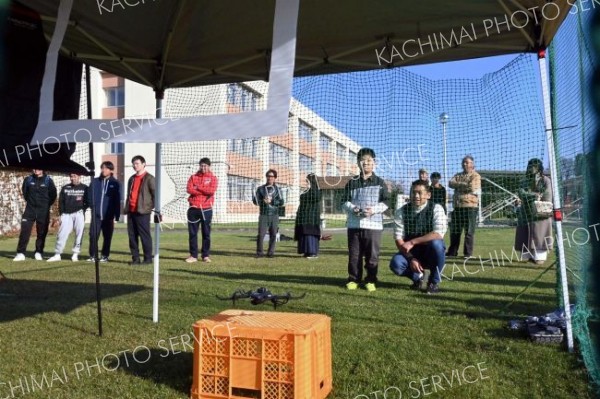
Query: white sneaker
71 254 79 262
47 254 61 262
34 252 43 261
13 253 26 262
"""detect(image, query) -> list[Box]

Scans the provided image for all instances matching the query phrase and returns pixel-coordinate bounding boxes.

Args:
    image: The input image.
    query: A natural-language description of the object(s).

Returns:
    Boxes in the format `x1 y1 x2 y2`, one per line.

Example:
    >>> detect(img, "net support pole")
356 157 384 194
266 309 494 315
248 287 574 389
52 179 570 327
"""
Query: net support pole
85 64 102 337
538 49 574 352
152 92 163 323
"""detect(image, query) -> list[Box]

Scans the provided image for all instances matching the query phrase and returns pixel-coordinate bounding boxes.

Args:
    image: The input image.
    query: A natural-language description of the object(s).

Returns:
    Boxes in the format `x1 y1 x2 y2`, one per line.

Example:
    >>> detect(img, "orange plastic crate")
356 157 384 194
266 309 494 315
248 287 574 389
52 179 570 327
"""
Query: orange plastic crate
191 310 332 399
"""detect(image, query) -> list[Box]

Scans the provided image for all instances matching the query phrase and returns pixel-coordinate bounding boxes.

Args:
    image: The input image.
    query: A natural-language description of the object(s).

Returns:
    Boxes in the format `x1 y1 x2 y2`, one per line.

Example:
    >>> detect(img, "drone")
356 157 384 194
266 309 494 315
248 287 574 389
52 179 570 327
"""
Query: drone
216 287 306 309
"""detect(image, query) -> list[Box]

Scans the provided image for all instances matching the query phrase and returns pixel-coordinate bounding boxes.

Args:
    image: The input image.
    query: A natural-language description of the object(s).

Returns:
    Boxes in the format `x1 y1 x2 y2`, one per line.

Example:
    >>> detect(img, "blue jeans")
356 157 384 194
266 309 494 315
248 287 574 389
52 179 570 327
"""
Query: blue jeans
389 239 446 284
188 208 213 258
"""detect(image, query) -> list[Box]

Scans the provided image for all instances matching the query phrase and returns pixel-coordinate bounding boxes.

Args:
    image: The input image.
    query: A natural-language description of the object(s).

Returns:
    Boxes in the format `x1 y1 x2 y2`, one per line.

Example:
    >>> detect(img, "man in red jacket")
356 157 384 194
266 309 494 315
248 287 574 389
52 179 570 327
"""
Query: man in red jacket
186 158 219 263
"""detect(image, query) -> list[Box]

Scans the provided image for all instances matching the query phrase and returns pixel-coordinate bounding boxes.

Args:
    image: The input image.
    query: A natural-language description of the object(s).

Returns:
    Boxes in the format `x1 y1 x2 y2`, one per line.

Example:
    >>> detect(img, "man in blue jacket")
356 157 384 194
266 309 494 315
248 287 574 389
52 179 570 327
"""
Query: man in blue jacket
13 169 57 261
87 161 121 262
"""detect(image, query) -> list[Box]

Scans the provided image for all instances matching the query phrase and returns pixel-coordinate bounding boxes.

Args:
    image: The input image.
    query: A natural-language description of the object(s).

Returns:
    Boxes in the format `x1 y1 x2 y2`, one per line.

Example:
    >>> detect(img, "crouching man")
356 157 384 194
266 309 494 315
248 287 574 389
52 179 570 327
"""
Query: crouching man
389 181 447 294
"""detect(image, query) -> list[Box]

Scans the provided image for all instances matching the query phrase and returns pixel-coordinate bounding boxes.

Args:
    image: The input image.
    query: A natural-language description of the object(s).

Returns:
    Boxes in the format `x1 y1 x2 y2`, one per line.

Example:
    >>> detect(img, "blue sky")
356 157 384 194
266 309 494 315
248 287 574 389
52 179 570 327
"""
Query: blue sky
405 54 519 80
292 53 548 186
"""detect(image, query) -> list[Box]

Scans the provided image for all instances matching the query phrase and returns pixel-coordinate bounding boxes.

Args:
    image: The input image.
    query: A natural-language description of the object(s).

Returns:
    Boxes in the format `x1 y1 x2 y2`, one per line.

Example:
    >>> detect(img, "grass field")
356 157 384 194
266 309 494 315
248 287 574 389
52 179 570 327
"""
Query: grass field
0 225 594 399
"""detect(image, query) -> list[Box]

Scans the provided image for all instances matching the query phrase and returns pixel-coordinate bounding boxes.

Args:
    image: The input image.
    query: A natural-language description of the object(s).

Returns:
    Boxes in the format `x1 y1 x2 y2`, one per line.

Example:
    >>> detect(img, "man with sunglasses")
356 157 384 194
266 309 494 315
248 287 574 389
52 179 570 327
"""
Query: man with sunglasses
253 169 284 258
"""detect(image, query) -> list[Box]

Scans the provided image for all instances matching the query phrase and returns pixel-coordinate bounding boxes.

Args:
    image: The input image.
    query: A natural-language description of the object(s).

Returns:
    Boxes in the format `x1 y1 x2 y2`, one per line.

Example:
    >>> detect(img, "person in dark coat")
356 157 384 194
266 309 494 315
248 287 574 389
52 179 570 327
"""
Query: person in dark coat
253 169 284 258
514 158 553 265
13 169 57 261
429 172 447 214
294 174 322 258
87 161 121 262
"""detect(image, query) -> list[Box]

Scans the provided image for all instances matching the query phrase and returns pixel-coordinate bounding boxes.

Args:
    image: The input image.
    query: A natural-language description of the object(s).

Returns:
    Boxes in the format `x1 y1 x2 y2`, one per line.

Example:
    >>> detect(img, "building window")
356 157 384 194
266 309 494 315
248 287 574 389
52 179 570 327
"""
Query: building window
228 138 259 158
323 190 344 214
298 120 314 143
110 143 124 154
227 83 261 111
326 163 338 176
105 87 124 107
320 134 331 151
349 151 357 163
227 175 259 201
336 143 346 159
269 143 291 166
299 155 315 174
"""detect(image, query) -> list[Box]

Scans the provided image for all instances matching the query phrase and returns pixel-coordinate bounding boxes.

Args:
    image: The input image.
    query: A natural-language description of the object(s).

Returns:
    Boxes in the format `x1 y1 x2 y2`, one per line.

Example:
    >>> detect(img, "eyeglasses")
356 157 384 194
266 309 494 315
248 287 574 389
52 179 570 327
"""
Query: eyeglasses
266 175 275 178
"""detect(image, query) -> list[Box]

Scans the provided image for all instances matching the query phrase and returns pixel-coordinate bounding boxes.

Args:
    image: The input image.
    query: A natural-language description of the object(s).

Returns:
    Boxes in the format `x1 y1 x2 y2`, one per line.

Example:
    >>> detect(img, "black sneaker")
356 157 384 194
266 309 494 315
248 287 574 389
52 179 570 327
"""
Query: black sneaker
266 254 274 258
410 279 424 291
255 253 264 258
128 259 141 265
426 283 440 294
141 259 153 265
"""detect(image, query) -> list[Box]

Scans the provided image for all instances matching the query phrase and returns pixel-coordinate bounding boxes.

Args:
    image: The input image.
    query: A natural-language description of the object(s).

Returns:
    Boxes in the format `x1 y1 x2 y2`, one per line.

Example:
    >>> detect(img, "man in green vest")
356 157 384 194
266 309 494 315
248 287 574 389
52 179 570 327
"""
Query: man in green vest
389 180 447 294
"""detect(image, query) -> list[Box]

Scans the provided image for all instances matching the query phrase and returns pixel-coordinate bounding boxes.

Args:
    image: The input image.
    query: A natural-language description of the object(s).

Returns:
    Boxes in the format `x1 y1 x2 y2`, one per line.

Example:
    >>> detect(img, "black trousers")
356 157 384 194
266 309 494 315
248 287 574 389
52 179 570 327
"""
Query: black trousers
257 214 279 256
128 212 152 261
89 216 115 258
187 207 212 259
16 207 50 254
347 228 383 284
447 207 478 257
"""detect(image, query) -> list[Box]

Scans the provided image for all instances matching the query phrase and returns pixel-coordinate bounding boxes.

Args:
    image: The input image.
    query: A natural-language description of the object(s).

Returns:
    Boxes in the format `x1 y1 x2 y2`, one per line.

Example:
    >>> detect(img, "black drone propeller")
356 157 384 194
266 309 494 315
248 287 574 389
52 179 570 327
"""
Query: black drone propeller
216 287 306 309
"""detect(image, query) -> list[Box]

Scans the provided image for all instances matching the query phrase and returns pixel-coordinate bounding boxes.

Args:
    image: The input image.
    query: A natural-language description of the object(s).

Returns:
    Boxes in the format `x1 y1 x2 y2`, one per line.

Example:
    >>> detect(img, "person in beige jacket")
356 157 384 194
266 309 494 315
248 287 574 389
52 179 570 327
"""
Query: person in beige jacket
446 155 481 258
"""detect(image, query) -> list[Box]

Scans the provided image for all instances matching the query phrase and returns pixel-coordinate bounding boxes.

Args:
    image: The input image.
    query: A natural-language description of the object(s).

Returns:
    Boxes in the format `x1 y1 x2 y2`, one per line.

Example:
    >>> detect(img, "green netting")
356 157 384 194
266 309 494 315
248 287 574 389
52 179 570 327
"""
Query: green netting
550 6 600 391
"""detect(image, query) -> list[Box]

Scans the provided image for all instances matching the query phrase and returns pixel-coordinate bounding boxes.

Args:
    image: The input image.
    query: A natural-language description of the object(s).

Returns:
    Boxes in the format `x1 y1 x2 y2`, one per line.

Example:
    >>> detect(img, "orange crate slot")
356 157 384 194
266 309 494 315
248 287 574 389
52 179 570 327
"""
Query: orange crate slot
191 310 332 399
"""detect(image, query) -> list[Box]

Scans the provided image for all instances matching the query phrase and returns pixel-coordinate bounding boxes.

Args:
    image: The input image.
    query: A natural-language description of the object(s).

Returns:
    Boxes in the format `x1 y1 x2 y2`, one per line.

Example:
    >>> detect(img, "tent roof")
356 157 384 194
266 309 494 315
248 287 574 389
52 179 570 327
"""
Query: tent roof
18 0 572 90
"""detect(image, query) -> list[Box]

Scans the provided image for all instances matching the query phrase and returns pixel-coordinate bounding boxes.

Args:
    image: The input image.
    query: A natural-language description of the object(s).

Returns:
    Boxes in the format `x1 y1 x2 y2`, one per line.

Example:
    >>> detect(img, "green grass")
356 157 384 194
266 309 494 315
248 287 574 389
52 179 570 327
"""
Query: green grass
0 227 594 398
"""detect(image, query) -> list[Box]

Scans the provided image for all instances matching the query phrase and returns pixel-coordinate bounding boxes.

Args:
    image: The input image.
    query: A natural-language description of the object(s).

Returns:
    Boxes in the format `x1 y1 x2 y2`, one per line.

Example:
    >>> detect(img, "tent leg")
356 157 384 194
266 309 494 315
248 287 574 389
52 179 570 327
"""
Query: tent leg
85 64 102 337
152 93 163 323
538 50 574 352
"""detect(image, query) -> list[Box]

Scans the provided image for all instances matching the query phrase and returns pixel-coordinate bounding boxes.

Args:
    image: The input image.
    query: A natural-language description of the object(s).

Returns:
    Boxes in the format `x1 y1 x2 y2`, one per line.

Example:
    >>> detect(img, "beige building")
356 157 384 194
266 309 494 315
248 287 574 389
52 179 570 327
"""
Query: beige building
79 69 362 223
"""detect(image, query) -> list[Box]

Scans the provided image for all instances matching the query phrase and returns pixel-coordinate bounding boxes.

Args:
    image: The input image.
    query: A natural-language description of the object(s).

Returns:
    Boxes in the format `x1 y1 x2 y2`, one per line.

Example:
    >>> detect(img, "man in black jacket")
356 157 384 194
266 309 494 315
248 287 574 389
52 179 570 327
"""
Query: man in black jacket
13 169 57 261
253 169 284 258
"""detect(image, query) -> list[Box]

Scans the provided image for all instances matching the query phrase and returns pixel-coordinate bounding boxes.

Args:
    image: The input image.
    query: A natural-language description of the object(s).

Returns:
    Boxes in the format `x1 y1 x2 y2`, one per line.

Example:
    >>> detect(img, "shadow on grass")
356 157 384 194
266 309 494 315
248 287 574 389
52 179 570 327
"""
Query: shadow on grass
432 294 562 331
171 268 400 290
0 279 145 323
449 275 556 289
158 250 304 261
108 349 193 395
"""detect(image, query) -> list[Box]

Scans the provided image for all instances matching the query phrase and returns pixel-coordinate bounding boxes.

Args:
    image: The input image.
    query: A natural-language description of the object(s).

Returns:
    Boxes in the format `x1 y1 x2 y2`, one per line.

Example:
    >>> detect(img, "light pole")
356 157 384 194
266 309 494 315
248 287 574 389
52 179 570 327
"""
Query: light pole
439 112 449 207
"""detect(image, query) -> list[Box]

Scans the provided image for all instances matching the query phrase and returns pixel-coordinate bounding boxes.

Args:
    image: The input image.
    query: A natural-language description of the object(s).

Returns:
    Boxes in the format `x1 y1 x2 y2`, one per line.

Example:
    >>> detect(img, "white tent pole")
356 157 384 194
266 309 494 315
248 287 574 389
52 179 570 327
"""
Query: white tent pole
152 93 163 323
538 50 574 352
